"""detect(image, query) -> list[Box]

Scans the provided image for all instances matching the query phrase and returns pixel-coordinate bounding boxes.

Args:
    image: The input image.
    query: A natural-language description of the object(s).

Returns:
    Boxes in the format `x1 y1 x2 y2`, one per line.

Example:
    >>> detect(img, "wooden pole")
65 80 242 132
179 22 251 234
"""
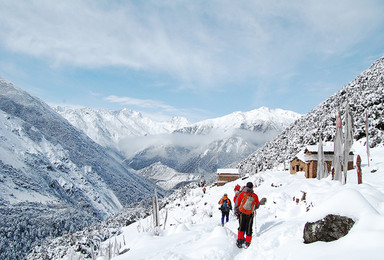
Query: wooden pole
356 154 362 184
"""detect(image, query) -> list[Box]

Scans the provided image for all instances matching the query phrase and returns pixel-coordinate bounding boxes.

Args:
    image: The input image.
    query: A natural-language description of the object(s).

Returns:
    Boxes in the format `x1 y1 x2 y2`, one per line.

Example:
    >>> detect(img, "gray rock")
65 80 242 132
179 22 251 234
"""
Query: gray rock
303 214 355 243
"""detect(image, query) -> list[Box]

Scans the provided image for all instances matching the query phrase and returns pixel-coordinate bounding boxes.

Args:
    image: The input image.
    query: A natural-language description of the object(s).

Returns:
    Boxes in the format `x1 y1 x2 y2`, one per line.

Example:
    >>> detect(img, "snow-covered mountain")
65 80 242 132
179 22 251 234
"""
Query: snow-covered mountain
239 56 384 175
175 107 299 135
0 78 160 260
54 106 189 150
126 107 301 179
57 106 301 185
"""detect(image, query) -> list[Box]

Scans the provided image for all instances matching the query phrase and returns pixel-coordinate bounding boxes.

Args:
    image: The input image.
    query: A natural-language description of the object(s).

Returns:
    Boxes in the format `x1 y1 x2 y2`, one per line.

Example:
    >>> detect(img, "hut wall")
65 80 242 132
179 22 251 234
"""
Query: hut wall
290 158 307 174
217 174 239 186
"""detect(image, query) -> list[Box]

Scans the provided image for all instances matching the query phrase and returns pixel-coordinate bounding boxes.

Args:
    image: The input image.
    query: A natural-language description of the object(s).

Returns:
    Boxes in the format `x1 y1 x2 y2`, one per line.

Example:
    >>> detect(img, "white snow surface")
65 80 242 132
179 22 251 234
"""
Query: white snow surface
92 141 384 260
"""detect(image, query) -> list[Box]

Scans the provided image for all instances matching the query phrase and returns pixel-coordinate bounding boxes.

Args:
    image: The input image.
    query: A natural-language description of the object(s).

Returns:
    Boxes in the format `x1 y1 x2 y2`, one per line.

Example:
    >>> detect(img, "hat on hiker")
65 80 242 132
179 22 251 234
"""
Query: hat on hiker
246 182 253 189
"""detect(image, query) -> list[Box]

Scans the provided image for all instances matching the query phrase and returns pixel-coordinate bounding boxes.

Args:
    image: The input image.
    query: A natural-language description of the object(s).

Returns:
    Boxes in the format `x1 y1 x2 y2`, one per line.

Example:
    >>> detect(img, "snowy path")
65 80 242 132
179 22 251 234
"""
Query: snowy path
111 183 309 260
114 212 242 259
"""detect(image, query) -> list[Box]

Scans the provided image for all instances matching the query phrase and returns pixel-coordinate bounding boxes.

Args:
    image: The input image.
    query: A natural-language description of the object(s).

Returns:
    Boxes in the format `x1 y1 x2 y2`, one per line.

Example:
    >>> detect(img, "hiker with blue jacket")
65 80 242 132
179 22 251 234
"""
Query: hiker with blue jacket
218 193 232 226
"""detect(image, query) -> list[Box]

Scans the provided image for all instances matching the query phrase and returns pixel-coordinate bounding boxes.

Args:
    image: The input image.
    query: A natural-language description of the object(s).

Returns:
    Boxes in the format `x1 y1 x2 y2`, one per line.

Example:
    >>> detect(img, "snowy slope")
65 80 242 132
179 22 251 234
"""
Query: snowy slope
31 141 384 259
0 77 157 208
239 56 384 175
0 77 159 260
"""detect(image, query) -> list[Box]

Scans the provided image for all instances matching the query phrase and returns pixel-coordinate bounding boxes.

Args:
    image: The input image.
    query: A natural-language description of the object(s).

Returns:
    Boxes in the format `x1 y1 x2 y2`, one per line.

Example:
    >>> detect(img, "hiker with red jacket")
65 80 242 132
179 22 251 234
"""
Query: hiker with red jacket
218 193 232 226
235 182 259 248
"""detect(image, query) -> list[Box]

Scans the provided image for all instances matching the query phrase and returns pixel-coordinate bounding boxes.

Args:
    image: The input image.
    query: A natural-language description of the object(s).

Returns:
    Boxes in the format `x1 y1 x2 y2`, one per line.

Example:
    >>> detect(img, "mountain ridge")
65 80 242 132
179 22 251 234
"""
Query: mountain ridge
174 106 300 135
54 106 190 150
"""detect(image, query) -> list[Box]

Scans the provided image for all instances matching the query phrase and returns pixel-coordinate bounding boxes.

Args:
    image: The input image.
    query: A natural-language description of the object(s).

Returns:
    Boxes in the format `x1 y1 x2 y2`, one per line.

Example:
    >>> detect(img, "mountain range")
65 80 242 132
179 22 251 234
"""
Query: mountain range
55 106 301 186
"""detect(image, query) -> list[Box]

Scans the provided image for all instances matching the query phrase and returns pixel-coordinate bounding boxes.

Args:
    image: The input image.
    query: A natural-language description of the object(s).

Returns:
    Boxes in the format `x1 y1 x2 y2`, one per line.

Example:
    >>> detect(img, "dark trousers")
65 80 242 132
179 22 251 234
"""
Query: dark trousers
221 210 229 223
238 213 254 238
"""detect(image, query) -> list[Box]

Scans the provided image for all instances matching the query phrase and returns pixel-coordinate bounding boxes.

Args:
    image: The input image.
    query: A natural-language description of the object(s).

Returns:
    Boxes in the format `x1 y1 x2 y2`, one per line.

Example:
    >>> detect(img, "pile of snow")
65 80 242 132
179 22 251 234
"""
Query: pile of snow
89 141 384 260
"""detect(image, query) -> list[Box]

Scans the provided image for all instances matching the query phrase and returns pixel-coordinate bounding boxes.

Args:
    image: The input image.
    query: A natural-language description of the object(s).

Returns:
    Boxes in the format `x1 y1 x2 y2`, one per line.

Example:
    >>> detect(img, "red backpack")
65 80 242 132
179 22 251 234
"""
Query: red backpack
238 192 258 215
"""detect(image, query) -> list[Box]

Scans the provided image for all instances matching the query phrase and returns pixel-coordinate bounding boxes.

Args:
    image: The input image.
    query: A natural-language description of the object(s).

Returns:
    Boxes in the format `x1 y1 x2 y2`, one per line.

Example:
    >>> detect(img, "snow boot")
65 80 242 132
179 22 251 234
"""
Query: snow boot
243 242 250 249
236 239 244 248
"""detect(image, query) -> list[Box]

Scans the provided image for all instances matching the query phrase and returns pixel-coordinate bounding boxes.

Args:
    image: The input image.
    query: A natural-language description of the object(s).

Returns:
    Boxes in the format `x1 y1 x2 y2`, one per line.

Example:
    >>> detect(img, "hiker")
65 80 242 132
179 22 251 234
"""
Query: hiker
203 187 206 194
218 193 232 226
236 182 259 248
233 184 241 218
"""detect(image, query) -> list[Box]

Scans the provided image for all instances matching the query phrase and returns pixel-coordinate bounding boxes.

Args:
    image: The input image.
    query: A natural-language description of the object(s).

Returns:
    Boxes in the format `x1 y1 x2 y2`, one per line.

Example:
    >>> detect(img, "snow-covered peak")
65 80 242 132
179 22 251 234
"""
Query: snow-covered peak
53 106 190 148
198 107 300 128
175 107 301 135
168 116 190 128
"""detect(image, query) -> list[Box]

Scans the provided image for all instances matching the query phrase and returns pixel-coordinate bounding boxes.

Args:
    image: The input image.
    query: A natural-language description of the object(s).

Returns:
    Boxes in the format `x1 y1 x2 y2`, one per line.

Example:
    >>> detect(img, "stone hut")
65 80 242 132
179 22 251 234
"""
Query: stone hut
216 168 239 186
290 143 354 178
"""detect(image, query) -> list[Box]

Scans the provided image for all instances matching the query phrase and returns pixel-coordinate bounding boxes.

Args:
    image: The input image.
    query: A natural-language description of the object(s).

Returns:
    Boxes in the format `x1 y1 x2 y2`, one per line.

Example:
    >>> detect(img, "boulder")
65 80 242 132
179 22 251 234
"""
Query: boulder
303 214 355 243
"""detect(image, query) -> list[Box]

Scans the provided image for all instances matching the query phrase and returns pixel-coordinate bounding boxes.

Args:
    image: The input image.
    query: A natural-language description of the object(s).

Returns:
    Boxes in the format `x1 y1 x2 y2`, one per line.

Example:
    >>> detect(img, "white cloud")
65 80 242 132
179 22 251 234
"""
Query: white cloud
0 0 383 91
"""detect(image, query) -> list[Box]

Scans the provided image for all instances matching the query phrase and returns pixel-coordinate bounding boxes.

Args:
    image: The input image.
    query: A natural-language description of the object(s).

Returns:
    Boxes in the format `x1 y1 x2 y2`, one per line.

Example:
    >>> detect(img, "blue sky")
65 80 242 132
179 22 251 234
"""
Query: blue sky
0 0 384 122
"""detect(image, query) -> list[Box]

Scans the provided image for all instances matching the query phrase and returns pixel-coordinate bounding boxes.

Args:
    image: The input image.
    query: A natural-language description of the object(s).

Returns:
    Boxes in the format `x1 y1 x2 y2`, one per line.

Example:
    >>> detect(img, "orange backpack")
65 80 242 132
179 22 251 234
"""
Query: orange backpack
238 192 258 215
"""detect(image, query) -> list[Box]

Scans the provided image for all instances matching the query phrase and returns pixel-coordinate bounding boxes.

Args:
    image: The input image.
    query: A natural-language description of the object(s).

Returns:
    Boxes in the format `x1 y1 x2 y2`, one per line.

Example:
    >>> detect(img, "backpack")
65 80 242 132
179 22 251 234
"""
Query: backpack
238 193 257 215
221 199 229 212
